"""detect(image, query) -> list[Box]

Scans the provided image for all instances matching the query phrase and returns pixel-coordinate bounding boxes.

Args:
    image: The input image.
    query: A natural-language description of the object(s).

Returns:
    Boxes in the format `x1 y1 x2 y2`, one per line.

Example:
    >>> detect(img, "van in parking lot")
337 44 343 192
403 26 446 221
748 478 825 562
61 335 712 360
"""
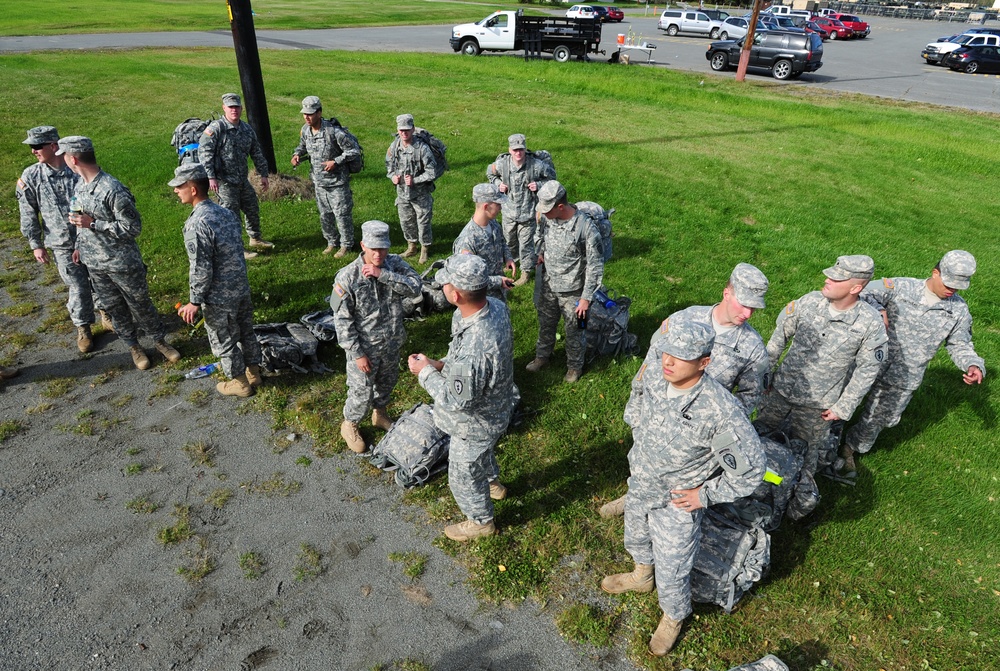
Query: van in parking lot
658 10 723 38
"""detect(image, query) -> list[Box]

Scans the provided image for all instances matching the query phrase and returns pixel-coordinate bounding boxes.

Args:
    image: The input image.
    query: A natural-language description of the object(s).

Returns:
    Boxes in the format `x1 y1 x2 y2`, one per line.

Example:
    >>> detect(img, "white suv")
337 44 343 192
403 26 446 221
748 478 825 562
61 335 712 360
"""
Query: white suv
566 5 597 19
658 10 723 38
923 32 1000 64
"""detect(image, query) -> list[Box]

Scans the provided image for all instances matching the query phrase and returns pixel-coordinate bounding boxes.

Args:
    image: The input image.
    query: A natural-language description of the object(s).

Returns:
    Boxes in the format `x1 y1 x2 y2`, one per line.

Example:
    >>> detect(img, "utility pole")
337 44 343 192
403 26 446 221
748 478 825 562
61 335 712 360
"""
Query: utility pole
737 0 766 82
227 0 276 172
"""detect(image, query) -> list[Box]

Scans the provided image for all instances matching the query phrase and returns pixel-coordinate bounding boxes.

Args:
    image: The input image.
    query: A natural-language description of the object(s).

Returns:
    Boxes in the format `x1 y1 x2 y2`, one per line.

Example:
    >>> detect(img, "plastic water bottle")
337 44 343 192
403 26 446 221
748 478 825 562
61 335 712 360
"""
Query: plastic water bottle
593 287 616 309
576 302 587 330
184 362 220 379
69 196 82 214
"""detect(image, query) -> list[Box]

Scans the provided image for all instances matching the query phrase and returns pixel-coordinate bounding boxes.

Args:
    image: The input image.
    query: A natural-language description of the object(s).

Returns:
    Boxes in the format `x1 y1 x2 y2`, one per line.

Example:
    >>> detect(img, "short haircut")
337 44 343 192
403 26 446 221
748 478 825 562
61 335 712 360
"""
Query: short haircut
69 151 97 165
460 287 488 303
192 178 211 196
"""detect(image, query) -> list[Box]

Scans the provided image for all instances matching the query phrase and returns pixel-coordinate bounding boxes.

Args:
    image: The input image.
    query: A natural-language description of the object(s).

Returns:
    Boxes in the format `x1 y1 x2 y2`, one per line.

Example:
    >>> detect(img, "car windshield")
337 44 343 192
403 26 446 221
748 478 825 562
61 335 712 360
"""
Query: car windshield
957 35 976 44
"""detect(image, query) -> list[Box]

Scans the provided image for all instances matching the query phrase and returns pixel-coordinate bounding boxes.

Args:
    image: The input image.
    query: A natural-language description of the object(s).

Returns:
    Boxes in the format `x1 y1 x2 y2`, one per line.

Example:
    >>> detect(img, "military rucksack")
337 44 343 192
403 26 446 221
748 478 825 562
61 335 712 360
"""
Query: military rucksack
581 286 639 363
327 117 365 174
369 402 450 488
299 309 338 343
493 149 556 186
690 508 771 614
171 117 213 166
403 259 451 320
391 127 448 180
253 322 327 374
728 435 804 532
574 200 615 262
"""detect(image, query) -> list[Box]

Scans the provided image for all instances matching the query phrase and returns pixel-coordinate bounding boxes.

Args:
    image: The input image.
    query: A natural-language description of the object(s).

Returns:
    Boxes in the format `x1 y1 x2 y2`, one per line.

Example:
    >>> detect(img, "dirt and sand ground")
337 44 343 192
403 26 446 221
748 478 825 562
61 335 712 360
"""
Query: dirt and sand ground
0 234 636 671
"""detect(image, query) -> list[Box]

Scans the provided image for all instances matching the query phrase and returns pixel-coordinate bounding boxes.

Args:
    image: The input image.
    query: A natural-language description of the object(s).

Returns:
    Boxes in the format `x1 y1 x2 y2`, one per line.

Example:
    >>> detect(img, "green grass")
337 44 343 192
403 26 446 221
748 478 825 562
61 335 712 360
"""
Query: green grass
0 49 997 670
0 419 27 443
0 0 548 36
388 550 428 581
238 550 266 580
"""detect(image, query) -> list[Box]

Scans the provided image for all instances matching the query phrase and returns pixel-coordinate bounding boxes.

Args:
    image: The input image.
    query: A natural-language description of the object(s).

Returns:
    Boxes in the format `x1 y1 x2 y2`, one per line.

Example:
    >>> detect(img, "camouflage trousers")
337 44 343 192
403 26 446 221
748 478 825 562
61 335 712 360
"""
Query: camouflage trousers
315 183 354 248
343 347 401 423
203 297 261 379
533 273 585 371
623 487 702 621
843 380 914 455
502 218 536 270
50 247 95 327
395 192 433 246
218 178 262 239
755 389 833 475
88 264 165 348
448 435 499 525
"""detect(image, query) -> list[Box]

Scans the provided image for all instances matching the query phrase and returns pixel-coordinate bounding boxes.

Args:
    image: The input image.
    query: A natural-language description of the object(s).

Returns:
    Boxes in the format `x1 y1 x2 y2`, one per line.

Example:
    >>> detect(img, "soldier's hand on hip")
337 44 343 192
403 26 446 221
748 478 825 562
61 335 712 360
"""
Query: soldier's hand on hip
670 487 704 512
964 366 984 385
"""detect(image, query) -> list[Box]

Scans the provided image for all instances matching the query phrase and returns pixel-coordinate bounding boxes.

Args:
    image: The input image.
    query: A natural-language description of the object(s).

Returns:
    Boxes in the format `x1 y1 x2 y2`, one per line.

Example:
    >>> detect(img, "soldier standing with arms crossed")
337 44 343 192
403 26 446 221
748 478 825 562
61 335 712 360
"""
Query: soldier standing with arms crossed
171 163 263 397
408 254 517 541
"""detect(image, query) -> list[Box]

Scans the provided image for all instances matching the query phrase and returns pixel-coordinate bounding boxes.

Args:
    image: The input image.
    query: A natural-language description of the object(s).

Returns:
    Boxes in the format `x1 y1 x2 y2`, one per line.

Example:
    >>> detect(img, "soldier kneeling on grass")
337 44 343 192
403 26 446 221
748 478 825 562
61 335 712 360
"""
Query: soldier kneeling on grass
171 164 263 397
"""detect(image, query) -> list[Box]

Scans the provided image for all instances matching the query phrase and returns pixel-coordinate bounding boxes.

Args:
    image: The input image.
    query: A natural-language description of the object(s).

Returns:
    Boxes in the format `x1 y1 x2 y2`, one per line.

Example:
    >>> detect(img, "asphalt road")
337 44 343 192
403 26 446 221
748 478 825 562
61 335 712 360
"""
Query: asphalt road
2 15 998 113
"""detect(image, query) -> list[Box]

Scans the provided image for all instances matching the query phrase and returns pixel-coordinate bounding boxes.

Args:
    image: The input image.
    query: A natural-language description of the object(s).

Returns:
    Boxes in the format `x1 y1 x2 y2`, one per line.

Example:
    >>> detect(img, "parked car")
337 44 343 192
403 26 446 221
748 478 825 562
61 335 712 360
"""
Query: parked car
771 16 806 31
943 44 1000 73
717 16 767 41
760 5 792 16
702 9 730 22
658 10 724 38
706 29 824 80
923 32 1000 65
812 16 853 40
605 6 624 22
566 5 597 20
589 5 609 22
828 13 869 39
804 21 828 41
937 27 1000 42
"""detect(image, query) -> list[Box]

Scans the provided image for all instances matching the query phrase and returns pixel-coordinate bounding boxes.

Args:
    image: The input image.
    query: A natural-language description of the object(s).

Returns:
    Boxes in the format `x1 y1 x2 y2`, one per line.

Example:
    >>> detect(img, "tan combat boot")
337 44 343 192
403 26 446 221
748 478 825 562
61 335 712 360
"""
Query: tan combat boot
340 420 367 454
513 269 533 287
601 563 655 594
444 519 495 542
525 357 549 372
77 325 93 353
839 445 857 475
564 368 582 383
401 241 419 258
599 495 627 519
99 310 115 332
333 246 349 258
243 250 258 260
322 245 336 255
130 346 151 371
489 480 508 500
248 237 274 249
648 614 683 657
216 374 254 397
372 407 395 431
154 340 181 363
245 364 263 388
418 245 429 264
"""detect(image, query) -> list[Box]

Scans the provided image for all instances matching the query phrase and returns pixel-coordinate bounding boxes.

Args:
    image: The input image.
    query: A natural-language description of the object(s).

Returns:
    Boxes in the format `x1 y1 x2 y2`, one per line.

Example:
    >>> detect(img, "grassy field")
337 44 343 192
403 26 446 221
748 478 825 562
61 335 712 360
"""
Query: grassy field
1 49 997 671
0 0 551 36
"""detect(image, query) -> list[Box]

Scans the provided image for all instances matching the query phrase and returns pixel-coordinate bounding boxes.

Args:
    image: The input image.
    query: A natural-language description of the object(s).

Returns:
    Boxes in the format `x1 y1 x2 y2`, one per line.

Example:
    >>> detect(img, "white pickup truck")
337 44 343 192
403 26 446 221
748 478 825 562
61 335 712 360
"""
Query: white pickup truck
923 32 1000 64
450 9 603 62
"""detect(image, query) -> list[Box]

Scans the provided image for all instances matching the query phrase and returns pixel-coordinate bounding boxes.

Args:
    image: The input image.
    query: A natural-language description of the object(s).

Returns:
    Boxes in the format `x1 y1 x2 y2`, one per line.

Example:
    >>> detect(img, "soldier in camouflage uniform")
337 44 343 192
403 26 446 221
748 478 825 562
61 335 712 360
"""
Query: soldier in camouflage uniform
16 125 96 353
526 180 605 383
839 250 984 473
756 255 888 476
385 113 437 264
601 312 765 656
61 136 180 370
599 263 770 518
291 96 360 258
332 221 423 453
486 133 555 286
453 183 516 302
199 93 272 257
408 254 516 541
171 164 263 398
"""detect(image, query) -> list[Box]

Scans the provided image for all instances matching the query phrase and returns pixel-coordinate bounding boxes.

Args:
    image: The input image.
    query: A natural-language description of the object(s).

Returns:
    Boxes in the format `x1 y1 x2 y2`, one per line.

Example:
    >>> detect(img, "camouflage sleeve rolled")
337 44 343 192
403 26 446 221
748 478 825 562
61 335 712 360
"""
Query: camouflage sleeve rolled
199 122 221 180
248 129 270 177
827 313 888 420
378 258 422 298
944 305 986 377
330 279 364 359
580 218 605 302
411 143 437 185
766 300 799 370
699 415 766 507
292 126 309 161
184 224 214 305
15 173 43 249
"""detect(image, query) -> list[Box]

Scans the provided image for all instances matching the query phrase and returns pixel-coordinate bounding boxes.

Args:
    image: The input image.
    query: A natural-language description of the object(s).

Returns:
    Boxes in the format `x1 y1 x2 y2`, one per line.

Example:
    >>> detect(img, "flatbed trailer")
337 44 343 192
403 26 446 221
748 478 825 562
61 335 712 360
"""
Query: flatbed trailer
450 10 603 62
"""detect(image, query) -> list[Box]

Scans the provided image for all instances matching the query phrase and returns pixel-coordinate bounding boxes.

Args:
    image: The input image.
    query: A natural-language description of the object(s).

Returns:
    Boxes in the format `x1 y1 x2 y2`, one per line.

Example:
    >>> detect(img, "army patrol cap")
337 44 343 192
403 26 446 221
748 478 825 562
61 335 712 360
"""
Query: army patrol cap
535 180 567 214
653 312 715 360
55 135 94 156
396 113 415 130
168 163 208 187
938 250 976 290
435 254 489 292
222 93 242 107
300 96 322 114
24 126 59 145
472 183 508 204
508 133 527 150
730 263 769 309
360 220 392 249
823 255 874 282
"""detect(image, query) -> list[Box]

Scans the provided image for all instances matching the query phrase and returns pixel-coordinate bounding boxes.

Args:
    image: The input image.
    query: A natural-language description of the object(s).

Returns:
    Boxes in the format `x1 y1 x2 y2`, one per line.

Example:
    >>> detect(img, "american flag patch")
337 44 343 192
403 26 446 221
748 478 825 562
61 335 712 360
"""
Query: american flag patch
785 301 796 315
659 318 669 334
636 363 647 381
203 128 213 136
334 283 346 297
883 278 894 289
16 178 26 190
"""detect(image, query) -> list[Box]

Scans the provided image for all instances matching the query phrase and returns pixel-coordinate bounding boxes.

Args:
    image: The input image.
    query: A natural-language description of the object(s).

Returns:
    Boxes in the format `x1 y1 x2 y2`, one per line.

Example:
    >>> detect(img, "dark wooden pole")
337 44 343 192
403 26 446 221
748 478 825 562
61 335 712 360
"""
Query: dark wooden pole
227 0 276 172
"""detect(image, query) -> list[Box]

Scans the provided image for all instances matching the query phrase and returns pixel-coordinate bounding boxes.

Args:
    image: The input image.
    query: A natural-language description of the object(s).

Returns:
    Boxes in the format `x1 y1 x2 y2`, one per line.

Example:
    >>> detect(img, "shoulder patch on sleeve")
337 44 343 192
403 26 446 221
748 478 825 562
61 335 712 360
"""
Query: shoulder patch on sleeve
459 249 473 255
16 177 26 190
203 127 214 137
711 428 753 477
785 300 796 315
659 318 669 335
636 363 647 381
330 282 347 311
883 277 894 289
874 345 886 363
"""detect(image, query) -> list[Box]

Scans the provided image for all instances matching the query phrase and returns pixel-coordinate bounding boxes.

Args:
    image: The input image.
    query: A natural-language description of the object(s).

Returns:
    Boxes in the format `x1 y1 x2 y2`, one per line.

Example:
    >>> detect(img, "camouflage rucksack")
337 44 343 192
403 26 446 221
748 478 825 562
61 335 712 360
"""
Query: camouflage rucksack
171 117 213 166
690 508 771 613
403 259 451 319
369 403 450 488
327 117 365 174
299 309 338 343
575 200 615 262
581 286 639 363
391 127 448 180
253 322 327 374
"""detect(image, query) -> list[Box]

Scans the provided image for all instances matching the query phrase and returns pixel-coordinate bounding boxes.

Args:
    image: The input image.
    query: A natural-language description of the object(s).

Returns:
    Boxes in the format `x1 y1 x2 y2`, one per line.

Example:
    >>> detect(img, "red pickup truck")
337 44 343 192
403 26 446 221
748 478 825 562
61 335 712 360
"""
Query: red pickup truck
829 13 870 39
